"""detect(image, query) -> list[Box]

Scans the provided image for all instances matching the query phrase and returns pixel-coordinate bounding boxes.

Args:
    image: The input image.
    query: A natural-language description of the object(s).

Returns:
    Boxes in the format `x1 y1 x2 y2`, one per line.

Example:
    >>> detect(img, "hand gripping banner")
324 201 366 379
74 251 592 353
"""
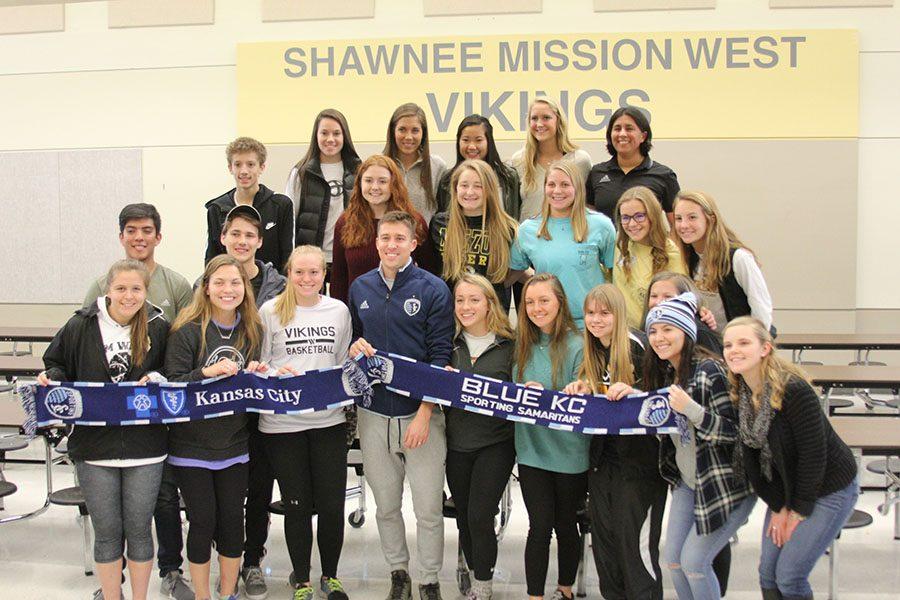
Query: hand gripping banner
21 351 678 436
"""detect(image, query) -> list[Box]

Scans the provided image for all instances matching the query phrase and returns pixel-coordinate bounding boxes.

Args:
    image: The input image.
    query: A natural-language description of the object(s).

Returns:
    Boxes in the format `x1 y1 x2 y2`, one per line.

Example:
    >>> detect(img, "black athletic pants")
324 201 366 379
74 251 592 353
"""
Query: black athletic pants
589 462 667 600
445 440 516 581
518 464 588 597
263 423 348 584
243 421 275 568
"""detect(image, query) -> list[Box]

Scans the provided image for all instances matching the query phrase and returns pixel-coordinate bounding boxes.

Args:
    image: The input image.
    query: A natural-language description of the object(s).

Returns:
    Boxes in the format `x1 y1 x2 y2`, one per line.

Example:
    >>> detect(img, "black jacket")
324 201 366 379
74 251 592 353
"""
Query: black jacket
435 164 522 220
164 320 261 461
447 333 515 453
293 156 361 250
743 376 857 517
205 184 294 270
42 302 170 462
589 333 661 476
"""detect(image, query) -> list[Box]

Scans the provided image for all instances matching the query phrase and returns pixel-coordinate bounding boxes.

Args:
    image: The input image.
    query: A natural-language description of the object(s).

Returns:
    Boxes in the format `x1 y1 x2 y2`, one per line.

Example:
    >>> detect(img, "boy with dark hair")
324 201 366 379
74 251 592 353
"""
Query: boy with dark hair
82 202 194 600
348 211 454 600
205 137 294 270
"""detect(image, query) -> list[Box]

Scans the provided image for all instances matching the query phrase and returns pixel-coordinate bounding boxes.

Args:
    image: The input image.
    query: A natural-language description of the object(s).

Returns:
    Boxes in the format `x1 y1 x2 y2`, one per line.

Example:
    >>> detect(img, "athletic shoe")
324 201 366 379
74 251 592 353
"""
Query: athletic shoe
418 583 442 600
319 576 349 600
161 571 195 600
386 570 412 600
241 566 269 600
465 579 492 600
91 590 127 600
548 589 573 600
294 586 315 600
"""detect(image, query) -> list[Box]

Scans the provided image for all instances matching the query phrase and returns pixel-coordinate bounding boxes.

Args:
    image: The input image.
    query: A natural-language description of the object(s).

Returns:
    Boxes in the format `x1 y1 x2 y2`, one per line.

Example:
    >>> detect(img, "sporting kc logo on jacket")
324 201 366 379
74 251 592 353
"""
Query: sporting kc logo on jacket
403 297 421 316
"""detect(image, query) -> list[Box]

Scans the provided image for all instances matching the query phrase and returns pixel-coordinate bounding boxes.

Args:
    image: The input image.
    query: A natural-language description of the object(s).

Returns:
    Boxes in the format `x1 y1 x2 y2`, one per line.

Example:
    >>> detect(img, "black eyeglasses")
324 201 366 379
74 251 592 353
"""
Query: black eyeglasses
620 212 648 224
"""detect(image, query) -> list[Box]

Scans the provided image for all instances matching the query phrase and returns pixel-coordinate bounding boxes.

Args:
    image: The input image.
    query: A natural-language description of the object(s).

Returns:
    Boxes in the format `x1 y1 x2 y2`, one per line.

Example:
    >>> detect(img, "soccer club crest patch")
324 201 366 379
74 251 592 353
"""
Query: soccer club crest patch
44 387 83 420
365 355 394 385
403 297 421 316
638 394 671 428
161 389 187 417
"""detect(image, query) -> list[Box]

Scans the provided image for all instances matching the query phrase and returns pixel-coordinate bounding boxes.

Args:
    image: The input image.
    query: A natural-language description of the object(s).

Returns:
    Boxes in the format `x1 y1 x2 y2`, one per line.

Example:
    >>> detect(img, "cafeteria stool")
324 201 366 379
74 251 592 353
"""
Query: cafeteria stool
0 434 28 510
866 456 900 540
828 509 873 600
49 485 94 576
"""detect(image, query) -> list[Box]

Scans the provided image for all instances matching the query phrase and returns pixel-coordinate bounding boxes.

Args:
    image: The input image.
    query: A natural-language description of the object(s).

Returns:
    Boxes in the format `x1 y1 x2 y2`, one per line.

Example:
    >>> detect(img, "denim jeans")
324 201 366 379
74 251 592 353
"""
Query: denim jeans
663 482 756 600
154 462 185 577
75 460 164 563
759 477 859 599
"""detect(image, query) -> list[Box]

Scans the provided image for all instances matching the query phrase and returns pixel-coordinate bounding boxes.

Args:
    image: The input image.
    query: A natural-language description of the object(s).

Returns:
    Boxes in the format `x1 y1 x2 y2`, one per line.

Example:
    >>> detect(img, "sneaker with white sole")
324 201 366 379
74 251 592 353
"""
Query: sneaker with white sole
161 571 195 600
241 566 269 600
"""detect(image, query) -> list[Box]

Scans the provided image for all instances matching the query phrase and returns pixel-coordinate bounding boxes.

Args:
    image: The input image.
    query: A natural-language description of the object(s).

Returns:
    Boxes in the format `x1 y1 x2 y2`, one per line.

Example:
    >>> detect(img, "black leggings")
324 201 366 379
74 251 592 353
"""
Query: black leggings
243 423 275 567
518 464 588 597
264 424 348 583
174 461 248 564
445 440 516 581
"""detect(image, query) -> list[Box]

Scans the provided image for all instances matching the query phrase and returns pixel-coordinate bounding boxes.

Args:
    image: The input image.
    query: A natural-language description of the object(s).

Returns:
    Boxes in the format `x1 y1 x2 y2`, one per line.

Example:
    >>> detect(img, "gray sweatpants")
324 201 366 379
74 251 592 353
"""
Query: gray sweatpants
358 407 446 584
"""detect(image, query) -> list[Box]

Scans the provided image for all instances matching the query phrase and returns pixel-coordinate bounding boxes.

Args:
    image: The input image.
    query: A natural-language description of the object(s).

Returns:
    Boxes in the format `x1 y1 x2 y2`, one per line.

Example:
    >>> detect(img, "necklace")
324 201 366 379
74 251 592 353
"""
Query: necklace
213 321 235 341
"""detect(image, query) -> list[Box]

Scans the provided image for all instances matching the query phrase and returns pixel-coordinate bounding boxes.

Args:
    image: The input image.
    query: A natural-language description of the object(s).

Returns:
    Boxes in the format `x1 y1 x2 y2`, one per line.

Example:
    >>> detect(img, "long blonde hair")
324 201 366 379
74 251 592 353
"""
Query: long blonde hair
537 159 589 243
519 97 579 193
723 316 809 410
273 246 326 327
615 186 671 280
453 274 515 340
442 160 518 284
104 259 151 367
579 285 635 393
171 255 262 358
515 273 578 389
674 191 757 292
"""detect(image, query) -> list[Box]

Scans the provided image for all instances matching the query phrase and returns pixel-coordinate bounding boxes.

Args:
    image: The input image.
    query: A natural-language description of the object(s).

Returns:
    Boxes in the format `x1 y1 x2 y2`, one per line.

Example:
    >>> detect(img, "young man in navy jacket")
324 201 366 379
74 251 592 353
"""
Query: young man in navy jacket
348 211 453 600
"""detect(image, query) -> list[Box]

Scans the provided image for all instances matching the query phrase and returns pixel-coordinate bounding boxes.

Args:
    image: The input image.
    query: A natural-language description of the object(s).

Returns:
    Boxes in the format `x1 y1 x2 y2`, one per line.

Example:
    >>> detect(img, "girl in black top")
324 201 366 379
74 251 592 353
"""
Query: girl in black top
563 284 666 600
445 273 516 600
430 160 518 310
723 317 858 600
165 255 266 600
40 259 169 600
435 114 522 219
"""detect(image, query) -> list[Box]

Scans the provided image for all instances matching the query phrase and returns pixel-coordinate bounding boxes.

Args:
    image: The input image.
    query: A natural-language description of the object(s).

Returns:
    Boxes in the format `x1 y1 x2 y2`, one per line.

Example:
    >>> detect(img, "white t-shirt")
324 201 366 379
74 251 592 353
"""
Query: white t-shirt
462 331 495 362
258 295 353 434
320 161 345 262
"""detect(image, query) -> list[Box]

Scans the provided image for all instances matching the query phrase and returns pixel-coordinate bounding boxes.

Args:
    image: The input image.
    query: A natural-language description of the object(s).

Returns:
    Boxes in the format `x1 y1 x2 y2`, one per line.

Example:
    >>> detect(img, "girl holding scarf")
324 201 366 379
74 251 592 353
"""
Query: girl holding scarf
40 259 169 600
644 292 755 600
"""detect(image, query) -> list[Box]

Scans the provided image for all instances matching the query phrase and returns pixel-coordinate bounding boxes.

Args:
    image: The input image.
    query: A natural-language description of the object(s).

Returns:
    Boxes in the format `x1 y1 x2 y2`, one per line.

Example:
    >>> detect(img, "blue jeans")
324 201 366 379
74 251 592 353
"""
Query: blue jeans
154 462 185 576
75 460 164 563
759 478 859 599
663 483 756 600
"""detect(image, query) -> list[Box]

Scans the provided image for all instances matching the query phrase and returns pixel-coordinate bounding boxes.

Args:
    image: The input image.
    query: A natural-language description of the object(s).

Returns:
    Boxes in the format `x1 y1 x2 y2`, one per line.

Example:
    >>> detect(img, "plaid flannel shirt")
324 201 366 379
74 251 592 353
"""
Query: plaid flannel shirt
659 357 751 535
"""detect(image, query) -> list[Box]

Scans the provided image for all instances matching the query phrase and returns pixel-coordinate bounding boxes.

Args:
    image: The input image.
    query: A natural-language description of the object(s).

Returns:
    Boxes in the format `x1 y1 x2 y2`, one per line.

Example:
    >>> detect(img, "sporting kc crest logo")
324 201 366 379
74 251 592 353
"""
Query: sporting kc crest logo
403 297 421 316
365 355 394 385
126 387 158 419
44 387 83 420
638 394 672 428
161 389 187 417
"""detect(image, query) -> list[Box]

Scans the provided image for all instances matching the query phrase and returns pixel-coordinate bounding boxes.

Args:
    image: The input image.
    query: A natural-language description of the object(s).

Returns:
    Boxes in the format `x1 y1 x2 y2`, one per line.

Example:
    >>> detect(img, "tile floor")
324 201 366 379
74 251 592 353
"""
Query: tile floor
0 394 898 600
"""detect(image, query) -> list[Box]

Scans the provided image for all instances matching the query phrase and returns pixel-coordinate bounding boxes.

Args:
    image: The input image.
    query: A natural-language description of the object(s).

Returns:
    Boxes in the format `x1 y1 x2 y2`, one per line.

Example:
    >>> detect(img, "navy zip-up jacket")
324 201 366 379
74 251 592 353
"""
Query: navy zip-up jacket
348 260 454 417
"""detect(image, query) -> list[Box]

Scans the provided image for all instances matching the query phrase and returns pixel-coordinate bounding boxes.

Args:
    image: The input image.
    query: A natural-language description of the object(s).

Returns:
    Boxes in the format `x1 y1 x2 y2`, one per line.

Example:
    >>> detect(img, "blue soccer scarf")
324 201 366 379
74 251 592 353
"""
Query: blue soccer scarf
21 351 678 436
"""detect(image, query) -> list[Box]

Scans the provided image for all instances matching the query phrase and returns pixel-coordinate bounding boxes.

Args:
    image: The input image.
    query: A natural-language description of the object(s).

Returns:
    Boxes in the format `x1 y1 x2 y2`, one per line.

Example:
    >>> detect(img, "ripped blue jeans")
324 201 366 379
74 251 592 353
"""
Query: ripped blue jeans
663 482 756 600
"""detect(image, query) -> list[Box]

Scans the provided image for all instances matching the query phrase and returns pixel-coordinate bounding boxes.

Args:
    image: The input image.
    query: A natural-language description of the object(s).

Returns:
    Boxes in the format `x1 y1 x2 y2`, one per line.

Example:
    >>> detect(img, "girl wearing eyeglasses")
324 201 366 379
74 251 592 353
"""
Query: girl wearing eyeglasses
612 186 686 329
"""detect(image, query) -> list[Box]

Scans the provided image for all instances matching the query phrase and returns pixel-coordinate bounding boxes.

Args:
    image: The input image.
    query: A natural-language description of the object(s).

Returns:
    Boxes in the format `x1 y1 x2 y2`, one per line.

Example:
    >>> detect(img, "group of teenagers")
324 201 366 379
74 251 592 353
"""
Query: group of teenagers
37 99 859 600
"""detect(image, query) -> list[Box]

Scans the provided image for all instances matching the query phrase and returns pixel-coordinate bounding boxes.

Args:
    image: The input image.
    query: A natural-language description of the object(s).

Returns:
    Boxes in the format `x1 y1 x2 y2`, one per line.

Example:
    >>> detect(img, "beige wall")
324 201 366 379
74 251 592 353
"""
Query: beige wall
0 0 897 333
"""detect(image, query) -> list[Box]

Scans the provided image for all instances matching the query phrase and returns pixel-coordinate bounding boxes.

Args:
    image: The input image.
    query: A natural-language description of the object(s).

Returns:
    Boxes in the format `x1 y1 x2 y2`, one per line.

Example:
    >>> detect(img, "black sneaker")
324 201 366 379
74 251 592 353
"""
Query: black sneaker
387 570 412 600
319 576 349 600
418 583 442 600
